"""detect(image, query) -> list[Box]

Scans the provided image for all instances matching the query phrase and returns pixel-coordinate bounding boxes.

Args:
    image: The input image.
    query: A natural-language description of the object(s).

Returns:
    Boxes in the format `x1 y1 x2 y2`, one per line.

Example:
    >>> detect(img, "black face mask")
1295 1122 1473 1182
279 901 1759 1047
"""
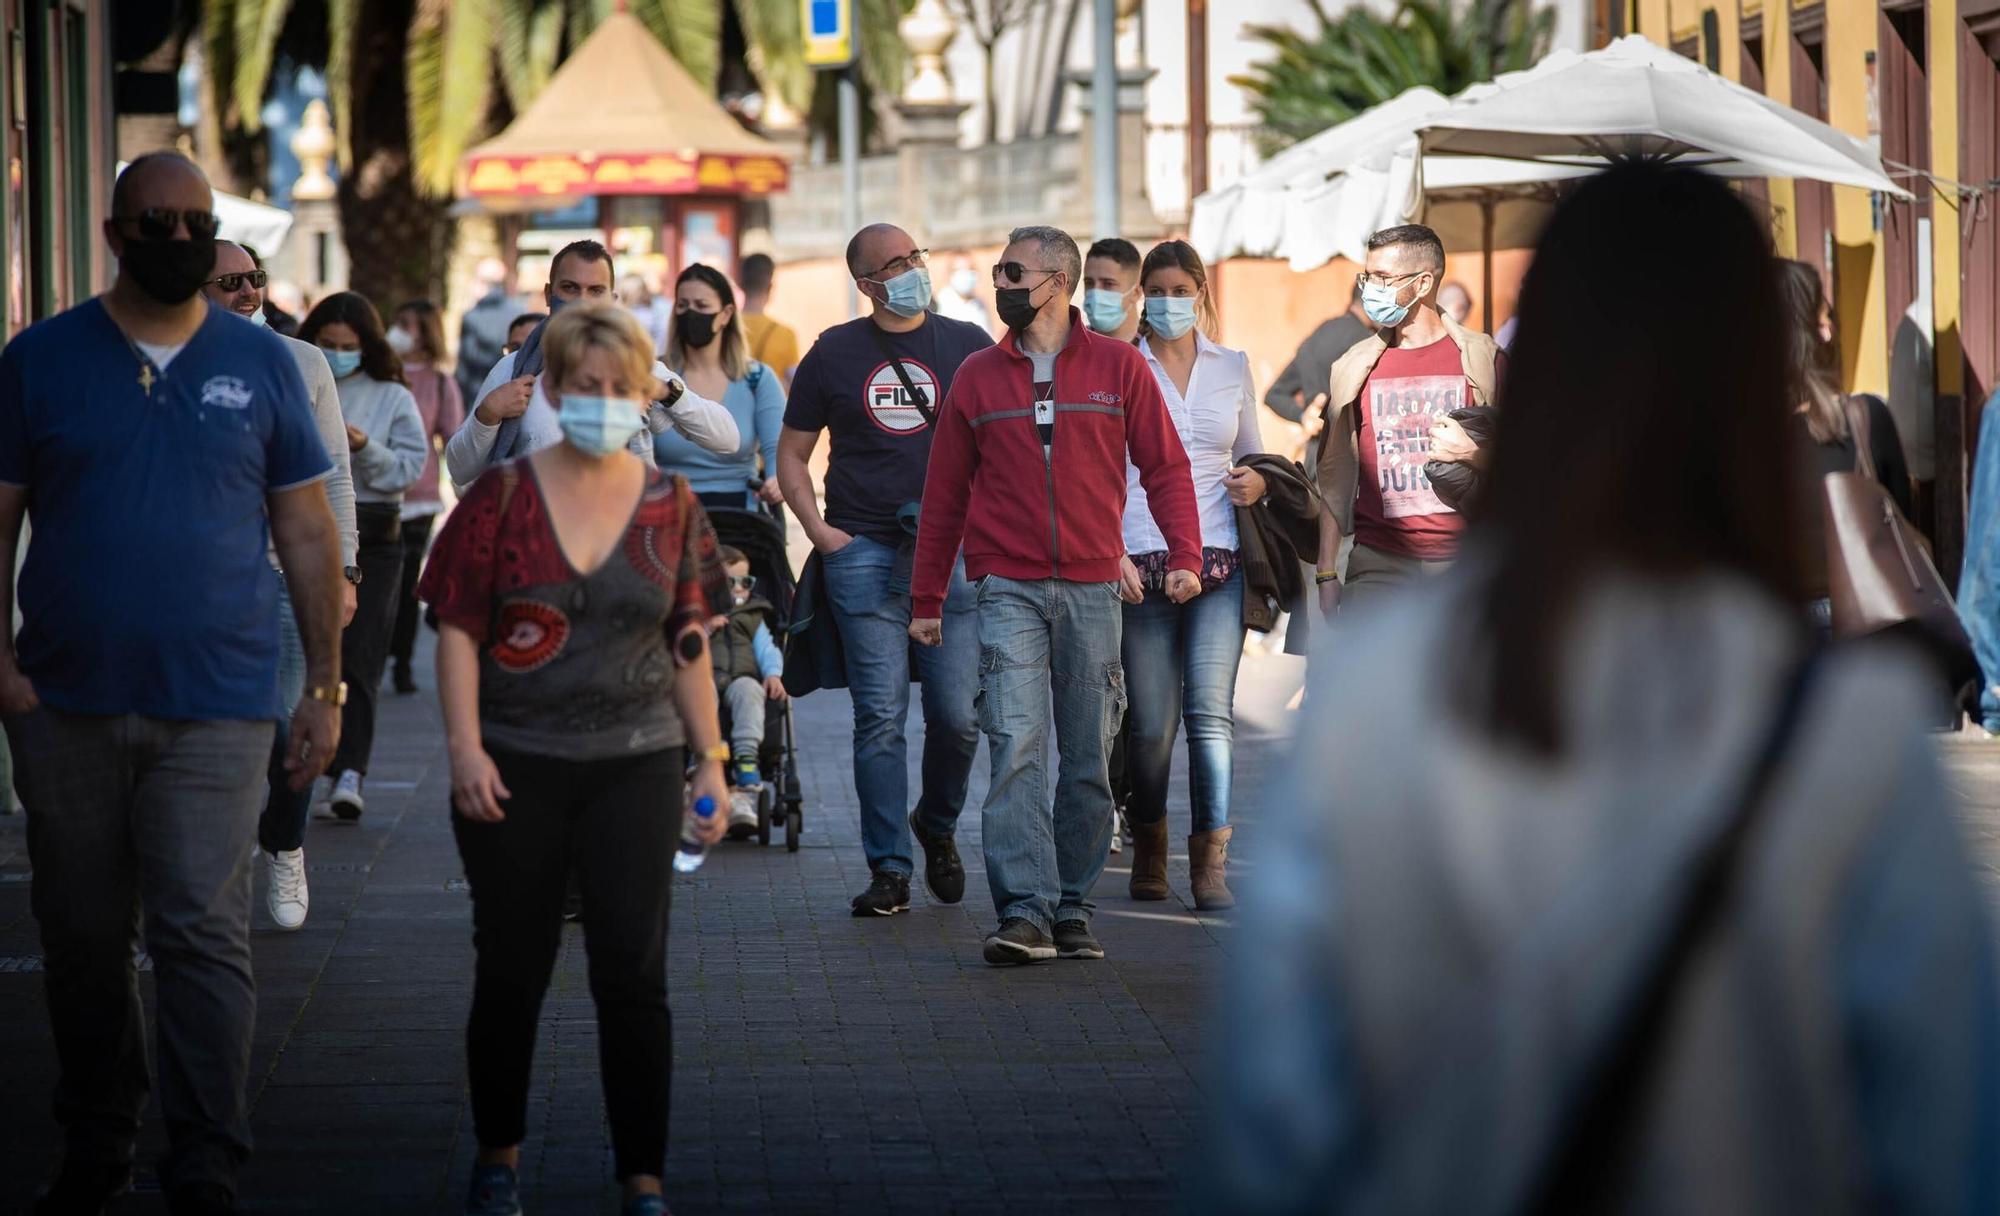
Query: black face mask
995 287 1040 332
677 310 719 349
122 237 217 305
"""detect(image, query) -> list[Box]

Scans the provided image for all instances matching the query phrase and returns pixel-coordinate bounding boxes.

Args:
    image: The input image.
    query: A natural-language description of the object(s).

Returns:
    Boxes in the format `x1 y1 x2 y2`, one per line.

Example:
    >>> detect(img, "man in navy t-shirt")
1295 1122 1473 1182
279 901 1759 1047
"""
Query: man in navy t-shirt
0 152 344 1212
776 223 992 918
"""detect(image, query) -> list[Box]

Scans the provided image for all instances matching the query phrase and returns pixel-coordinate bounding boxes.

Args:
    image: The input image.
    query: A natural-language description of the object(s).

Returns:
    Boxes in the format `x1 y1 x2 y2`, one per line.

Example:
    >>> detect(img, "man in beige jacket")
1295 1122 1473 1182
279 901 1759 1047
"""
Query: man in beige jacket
1315 224 1502 617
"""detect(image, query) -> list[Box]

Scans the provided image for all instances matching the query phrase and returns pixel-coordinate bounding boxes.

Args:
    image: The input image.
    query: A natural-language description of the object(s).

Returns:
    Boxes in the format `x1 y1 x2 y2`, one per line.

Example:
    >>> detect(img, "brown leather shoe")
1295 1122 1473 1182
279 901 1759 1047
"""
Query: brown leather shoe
1129 818 1170 900
1189 826 1235 910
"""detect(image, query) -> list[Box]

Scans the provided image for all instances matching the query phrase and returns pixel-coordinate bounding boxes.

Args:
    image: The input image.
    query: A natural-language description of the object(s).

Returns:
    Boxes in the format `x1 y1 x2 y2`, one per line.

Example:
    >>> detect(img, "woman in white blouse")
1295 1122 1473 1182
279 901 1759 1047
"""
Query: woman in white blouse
1118 239 1265 912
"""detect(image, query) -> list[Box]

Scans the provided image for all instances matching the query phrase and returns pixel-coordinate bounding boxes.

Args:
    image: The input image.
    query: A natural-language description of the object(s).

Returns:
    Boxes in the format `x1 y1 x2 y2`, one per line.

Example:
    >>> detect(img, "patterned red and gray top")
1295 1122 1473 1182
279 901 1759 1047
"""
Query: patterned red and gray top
418 460 724 761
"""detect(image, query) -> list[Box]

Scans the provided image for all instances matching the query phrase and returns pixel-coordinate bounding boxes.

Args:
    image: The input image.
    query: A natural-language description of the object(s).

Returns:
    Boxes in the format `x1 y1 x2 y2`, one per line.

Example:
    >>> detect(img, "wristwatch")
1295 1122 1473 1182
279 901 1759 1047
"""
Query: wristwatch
343 565 364 586
697 743 730 763
305 682 349 706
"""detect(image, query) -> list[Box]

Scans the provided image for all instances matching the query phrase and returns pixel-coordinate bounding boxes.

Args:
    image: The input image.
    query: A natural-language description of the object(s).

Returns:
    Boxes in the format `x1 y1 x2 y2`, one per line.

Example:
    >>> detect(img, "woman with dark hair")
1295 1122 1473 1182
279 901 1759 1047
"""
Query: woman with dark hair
656 264 785 512
1205 164 1999 1212
299 291 427 817
387 299 467 694
1778 259 1912 629
1119 239 1266 909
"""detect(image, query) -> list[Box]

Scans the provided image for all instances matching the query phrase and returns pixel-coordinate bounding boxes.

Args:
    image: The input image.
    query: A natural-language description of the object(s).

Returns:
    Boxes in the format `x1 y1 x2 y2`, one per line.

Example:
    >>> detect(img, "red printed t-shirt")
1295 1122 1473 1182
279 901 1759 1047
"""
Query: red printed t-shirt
1352 337 1475 562
418 463 724 761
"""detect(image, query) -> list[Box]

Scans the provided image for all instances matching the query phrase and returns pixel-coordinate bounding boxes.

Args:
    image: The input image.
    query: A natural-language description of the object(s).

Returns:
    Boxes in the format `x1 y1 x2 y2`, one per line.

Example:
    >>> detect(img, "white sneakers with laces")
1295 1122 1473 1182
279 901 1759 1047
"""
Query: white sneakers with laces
267 848 309 931
327 769 365 820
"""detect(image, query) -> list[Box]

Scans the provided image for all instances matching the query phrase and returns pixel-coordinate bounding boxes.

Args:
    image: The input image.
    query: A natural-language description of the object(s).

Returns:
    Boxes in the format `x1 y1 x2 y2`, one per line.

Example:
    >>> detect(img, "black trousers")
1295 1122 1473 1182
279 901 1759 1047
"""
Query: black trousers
452 745 683 1181
388 514 436 673
330 506 404 777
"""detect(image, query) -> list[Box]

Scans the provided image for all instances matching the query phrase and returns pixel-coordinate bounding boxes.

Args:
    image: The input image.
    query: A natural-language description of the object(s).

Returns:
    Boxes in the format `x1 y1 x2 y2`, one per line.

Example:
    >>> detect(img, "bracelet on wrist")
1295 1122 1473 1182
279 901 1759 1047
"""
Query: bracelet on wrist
1315 570 1341 586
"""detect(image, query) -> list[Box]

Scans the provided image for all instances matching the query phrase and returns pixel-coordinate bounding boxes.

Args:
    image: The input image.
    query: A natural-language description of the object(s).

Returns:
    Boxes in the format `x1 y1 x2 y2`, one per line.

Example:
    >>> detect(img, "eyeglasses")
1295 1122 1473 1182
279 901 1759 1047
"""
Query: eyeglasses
862 248 929 282
1355 269 1426 289
115 208 221 242
206 270 268 293
992 262 1058 288
727 575 756 592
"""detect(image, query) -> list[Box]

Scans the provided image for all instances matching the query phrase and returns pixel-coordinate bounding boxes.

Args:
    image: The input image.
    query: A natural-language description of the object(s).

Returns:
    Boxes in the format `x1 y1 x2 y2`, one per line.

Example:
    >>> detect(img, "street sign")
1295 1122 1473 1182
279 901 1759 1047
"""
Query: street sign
803 0 854 69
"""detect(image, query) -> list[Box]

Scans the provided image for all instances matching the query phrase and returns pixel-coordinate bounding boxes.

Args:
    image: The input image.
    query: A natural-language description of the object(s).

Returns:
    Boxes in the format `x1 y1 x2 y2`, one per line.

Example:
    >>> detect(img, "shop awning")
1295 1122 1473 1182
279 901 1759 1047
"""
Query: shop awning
461 10 789 199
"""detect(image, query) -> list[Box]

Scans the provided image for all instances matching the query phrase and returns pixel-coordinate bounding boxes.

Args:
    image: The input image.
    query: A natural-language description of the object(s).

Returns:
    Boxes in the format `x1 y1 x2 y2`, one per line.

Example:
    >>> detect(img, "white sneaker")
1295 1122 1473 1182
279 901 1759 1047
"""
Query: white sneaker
267 848 309 931
328 770 365 820
727 789 760 838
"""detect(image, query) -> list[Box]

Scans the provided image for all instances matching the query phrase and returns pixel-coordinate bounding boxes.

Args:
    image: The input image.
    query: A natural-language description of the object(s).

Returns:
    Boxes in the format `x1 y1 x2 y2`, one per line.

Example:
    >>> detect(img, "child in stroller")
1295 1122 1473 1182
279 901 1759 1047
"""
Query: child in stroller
709 545 789 837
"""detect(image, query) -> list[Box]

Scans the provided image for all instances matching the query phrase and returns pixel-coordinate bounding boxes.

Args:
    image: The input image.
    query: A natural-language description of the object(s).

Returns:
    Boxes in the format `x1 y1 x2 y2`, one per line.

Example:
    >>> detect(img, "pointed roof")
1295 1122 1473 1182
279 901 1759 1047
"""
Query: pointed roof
464 9 784 193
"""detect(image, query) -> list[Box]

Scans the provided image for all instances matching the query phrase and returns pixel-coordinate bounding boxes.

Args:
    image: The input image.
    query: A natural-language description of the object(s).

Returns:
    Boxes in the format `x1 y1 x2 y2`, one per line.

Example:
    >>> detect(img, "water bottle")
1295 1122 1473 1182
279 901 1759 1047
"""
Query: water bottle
673 796 719 874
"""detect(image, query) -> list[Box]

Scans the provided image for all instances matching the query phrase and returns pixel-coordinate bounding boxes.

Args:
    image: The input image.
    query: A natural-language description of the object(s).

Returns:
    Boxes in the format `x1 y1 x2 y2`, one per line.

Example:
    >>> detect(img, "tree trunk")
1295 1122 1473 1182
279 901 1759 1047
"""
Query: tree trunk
336 0 453 313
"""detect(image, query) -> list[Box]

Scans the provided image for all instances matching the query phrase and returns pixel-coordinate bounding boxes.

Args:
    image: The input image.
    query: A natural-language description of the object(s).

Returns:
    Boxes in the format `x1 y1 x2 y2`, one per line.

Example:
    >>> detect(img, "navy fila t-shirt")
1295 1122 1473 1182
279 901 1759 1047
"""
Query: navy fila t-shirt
782 312 992 545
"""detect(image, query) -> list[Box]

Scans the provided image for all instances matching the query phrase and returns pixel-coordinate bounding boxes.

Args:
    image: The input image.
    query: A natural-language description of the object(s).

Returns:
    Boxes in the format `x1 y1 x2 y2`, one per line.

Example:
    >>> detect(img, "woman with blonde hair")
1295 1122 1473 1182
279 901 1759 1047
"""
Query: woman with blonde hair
418 305 729 1216
657 263 786 511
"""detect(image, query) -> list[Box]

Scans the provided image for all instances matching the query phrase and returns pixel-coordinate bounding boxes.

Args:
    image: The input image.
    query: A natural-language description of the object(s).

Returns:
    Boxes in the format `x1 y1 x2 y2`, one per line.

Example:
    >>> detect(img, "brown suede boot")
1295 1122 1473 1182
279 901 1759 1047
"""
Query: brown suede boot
1189 827 1235 910
1129 819 1170 901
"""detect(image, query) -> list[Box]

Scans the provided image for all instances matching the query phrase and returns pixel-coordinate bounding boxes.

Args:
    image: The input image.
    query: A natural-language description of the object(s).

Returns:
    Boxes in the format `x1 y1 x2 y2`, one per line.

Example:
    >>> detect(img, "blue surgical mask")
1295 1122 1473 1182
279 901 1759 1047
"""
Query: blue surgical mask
244 308 268 329
1361 279 1417 328
557 394 647 457
321 348 363 378
1143 296 1198 341
1084 288 1131 333
875 268 933 318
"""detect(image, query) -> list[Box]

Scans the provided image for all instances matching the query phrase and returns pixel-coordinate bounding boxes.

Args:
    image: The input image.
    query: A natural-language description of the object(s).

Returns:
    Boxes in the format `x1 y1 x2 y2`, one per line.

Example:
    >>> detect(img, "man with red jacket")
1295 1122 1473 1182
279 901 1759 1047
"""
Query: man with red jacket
910 226 1203 966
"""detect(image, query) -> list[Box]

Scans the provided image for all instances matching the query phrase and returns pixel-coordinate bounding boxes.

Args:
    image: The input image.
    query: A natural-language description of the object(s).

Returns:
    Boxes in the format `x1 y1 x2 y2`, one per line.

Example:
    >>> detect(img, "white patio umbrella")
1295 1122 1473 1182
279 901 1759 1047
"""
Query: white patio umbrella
1417 34 1909 197
1188 87 1452 264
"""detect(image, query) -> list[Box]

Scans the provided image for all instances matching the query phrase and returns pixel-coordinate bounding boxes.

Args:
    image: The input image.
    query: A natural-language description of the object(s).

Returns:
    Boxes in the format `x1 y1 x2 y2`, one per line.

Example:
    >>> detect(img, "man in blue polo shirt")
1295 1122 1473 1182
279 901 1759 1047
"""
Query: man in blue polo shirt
0 152 345 1216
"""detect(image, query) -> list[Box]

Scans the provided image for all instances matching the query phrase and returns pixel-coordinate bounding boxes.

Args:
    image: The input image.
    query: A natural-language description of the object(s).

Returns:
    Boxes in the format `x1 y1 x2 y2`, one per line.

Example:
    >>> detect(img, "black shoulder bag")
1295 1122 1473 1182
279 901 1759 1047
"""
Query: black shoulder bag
865 323 936 427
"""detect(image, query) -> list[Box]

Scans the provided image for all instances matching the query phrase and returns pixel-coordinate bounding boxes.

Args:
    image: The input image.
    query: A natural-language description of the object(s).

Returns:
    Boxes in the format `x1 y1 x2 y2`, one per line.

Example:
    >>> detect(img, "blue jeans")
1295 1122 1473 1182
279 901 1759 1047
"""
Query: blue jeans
259 574 313 854
975 575 1126 933
1121 567 1244 833
820 535 979 877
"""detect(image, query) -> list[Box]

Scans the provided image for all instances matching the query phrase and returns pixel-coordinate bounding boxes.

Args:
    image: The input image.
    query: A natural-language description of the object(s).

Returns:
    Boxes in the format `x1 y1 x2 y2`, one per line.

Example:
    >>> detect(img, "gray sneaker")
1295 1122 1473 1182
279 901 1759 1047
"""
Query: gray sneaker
1054 920 1104 960
983 917 1056 966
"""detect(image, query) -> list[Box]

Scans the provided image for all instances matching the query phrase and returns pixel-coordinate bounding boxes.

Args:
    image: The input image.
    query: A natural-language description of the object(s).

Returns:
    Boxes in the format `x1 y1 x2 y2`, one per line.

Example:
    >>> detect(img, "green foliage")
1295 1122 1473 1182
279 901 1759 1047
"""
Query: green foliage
1232 0 1555 155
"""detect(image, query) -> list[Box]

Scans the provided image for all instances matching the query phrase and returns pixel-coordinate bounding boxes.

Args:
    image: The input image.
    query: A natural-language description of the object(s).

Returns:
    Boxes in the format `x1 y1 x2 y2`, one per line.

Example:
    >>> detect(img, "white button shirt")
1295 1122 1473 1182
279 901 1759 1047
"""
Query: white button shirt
1125 333 1262 555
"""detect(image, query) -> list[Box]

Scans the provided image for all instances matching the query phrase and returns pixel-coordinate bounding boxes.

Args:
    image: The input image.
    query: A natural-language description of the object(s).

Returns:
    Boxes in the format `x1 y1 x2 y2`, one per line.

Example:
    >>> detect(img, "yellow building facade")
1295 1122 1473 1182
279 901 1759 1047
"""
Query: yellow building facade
1619 0 1999 574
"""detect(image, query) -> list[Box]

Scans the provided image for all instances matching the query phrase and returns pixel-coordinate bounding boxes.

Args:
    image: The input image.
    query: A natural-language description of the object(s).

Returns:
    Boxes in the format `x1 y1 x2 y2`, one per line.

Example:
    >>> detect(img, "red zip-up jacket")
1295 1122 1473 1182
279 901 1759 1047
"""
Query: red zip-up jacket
911 308 1203 618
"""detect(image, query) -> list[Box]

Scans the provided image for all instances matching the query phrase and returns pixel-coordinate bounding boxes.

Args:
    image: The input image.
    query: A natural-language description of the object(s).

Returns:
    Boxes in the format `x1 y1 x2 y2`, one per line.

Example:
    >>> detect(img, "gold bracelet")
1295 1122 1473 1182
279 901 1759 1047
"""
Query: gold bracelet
304 682 349 706
696 742 730 763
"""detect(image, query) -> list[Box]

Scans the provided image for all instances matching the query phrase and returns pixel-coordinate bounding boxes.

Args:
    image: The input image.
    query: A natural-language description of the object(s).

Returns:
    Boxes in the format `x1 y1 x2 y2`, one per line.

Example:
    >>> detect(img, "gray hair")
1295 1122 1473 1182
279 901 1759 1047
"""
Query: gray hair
1007 225 1081 296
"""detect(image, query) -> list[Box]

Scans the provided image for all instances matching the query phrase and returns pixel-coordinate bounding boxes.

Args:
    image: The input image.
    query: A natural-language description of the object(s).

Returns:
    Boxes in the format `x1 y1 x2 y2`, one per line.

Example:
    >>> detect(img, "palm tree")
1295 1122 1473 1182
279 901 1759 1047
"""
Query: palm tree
202 0 911 304
1232 0 1556 155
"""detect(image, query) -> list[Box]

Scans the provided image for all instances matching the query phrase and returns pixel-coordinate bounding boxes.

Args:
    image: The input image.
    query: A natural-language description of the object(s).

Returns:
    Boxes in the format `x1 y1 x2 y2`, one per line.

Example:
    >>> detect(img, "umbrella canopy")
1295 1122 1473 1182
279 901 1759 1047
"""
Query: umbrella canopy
1188 88 1450 263
1418 34 1909 197
462 10 789 198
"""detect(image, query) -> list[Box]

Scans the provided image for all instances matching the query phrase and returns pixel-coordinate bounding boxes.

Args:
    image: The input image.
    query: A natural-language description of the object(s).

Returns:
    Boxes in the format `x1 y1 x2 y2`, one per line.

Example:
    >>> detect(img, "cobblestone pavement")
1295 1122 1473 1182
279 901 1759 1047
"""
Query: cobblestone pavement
5 639 1999 1214
0 638 1297 1215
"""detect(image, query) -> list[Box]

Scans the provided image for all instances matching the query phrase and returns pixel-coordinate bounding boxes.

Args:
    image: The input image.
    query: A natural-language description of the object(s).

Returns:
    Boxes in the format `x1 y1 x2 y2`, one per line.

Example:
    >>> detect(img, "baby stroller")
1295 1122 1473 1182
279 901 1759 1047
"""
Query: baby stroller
704 500 804 852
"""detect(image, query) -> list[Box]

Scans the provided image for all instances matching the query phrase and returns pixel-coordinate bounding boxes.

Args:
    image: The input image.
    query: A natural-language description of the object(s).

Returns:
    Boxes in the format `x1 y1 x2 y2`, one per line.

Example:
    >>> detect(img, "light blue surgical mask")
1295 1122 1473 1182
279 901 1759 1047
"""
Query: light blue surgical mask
244 307 268 329
874 268 933 318
1143 295 1198 341
557 394 647 457
1084 288 1131 334
1360 278 1418 328
321 348 363 378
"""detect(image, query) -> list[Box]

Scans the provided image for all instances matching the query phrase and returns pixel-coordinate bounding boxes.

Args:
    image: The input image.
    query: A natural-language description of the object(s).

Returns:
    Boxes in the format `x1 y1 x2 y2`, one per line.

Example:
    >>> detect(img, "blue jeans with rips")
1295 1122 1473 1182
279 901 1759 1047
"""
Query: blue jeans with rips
975 575 1126 933
819 535 979 878
1121 567 1245 833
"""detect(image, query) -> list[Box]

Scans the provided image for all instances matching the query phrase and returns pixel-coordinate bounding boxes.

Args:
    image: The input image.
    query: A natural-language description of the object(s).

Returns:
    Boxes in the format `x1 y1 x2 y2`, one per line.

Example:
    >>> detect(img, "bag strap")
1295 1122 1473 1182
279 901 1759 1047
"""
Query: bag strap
1842 394 1877 482
865 322 936 425
1523 652 1823 1212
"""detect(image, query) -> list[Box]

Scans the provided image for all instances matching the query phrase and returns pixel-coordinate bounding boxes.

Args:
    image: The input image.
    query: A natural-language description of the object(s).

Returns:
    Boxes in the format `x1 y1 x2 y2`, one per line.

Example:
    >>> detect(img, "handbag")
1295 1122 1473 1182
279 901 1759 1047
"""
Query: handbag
1822 395 1978 688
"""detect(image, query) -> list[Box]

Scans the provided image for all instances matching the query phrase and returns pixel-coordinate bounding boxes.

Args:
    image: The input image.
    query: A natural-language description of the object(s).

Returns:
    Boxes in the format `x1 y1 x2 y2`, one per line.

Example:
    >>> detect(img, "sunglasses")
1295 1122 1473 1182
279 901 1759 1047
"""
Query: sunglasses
116 207 221 242
992 262 1057 287
727 575 757 591
206 270 268 293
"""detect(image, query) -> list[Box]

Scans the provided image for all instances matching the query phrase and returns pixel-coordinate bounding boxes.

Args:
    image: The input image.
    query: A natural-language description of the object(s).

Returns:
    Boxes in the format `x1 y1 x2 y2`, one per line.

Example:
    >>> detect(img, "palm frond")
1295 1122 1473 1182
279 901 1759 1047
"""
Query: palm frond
635 0 723 88
326 0 360 170
733 0 811 112
229 0 296 133
407 0 497 196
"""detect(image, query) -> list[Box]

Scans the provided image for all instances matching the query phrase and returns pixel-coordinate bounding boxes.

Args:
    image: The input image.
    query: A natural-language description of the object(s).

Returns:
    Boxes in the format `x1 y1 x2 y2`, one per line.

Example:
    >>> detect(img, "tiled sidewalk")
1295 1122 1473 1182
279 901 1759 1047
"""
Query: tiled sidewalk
0 639 1286 1214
